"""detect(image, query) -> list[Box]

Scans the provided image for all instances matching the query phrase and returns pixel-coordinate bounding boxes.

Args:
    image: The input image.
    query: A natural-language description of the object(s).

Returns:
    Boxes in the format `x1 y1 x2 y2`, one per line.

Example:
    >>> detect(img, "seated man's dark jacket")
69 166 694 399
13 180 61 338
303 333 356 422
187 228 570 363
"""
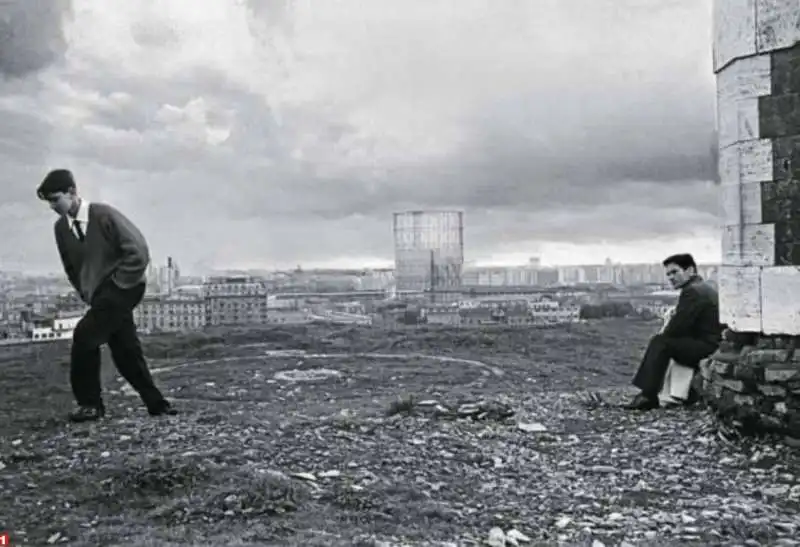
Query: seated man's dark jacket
662 275 720 346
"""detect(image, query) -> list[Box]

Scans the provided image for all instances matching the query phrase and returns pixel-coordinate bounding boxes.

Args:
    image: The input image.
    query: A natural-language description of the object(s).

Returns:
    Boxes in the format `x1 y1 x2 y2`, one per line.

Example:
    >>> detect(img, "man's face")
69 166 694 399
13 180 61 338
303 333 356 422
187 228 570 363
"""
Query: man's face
664 263 694 289
43 191 77 216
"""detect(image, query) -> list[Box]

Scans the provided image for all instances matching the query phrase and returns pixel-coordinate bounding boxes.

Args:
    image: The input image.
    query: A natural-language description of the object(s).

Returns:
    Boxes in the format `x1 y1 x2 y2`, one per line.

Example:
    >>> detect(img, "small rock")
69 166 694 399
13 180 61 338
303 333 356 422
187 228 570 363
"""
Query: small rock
506 529 530 544
487 527 506 547
289 472 317 481
763 485 790 496
47 533 61 544
590 465 617 473
458 404 482 415
555 516 572 528
319 470 341 478
12 439 22 446
100 452 110 458
592 541 606 547
518 422 547 433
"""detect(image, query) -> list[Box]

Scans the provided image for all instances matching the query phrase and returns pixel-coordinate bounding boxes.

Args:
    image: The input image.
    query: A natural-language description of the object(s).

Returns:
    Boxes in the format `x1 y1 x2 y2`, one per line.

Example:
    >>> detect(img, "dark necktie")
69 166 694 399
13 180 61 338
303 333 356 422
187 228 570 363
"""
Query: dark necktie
73 220 85 242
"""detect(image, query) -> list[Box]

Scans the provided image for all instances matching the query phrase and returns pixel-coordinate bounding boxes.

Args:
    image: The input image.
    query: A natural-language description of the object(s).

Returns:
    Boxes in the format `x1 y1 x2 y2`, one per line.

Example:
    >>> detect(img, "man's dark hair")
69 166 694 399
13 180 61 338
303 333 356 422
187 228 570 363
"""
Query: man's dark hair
662 253 697 271
37 169 76 200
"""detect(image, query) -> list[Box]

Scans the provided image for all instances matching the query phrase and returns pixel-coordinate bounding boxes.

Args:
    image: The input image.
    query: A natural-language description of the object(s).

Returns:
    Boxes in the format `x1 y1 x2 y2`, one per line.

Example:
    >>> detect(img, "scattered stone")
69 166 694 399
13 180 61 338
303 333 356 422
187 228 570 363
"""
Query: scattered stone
517 422 547 433
590 465 617 473
289 472 317 482
555 516 572 529
319 470 341 478
486 527 506 547
505 529 531 544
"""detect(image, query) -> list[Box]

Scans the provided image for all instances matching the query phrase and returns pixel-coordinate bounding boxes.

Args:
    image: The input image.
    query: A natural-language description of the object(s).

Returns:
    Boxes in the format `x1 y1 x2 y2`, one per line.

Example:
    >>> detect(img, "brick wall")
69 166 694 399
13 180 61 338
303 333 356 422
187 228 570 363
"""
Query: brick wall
698 338 800 443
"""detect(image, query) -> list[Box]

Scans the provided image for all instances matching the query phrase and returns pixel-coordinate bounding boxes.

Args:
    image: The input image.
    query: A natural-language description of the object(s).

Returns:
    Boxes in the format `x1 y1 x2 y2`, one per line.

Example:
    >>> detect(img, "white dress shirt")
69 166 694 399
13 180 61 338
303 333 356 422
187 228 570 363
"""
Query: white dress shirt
68 199 90 240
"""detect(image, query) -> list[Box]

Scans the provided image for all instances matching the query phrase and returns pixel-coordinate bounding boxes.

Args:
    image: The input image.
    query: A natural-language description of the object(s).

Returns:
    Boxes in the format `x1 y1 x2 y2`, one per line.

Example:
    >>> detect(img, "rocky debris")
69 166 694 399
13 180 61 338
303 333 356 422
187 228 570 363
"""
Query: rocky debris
517 422 547 433
386 395 515 422
486 527 531 546
3 321 800 545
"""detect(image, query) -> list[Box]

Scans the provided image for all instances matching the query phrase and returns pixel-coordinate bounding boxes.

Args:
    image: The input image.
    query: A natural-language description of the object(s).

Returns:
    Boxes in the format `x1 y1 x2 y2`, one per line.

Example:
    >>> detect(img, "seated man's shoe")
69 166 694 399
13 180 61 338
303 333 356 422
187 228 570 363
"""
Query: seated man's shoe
148 400 178 416
683 386 700 407
661 397 685 408
624 393 659 411
68 405 105 422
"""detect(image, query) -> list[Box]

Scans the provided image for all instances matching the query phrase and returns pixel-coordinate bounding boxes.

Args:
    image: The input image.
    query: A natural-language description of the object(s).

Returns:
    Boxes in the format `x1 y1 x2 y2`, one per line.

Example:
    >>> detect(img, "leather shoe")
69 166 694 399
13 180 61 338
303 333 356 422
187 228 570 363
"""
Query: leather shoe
624 393 659 411
148 400 178 416
68 405 105 422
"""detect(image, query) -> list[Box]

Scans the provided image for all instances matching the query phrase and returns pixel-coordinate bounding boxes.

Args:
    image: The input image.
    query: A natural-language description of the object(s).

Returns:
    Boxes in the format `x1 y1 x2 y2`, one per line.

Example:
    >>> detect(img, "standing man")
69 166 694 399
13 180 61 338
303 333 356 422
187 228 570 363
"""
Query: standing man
625 253 721 410
37 169 176 422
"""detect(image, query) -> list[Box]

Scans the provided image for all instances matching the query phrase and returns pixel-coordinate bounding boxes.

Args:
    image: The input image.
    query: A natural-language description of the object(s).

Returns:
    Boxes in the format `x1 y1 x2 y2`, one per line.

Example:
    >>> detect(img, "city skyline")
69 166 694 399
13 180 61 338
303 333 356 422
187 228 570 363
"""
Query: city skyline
1 1 718 273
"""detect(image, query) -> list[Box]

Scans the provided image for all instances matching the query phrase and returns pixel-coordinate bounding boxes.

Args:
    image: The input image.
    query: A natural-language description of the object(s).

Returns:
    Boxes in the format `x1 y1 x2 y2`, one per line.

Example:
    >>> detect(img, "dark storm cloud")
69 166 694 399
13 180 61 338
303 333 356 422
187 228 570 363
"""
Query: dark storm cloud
0 0 72 78
0 0 72 234
0 0 724 271
215 0 720 227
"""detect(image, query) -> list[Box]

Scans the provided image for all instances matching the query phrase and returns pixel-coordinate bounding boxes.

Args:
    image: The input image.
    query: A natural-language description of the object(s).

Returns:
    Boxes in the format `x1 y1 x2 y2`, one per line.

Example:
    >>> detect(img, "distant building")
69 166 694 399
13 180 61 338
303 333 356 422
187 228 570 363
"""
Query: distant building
425 304 461 325
134 297 206 333
461 262 717 288
422 294 580 327
203 276 268 327
146 256 181 296
393 210 464 294
24 310 83 342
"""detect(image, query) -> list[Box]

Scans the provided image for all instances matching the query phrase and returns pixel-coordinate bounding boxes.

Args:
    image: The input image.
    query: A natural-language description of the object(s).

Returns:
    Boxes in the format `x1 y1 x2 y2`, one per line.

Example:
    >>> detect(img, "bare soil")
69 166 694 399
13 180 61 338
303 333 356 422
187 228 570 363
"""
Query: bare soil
1 319 798 546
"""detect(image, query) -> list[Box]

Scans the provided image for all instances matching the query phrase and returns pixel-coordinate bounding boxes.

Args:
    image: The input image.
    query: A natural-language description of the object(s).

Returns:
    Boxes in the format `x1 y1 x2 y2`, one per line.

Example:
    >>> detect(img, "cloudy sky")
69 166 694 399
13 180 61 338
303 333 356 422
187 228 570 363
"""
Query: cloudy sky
1 0 718 273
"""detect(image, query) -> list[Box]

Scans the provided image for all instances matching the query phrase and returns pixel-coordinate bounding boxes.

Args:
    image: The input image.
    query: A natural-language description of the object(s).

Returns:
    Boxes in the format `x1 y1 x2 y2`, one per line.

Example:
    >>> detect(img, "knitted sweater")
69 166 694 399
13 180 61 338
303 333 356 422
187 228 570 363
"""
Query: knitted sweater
54 202 150 303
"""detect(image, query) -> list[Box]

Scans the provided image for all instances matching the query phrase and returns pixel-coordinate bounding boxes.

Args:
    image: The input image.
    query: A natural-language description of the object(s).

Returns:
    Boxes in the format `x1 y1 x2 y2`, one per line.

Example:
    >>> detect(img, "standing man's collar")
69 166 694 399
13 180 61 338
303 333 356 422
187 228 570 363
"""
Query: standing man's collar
70 199 90 223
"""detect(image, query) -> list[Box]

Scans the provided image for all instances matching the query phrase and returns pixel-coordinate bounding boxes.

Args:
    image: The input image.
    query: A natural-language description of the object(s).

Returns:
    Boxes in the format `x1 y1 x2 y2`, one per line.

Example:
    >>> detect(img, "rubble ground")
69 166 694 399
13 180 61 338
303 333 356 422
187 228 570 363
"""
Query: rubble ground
1 319 799 546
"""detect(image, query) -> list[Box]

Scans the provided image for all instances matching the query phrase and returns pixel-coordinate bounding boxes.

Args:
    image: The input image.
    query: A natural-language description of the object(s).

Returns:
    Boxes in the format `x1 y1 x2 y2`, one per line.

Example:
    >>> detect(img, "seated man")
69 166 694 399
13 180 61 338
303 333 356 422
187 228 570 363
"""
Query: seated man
626 253 721 410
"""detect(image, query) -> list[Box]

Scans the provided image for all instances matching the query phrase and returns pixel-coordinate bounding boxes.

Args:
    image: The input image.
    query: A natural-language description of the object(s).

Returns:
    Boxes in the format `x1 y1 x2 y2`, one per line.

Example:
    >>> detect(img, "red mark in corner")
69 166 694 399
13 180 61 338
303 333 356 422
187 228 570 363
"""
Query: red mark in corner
0 532 9 546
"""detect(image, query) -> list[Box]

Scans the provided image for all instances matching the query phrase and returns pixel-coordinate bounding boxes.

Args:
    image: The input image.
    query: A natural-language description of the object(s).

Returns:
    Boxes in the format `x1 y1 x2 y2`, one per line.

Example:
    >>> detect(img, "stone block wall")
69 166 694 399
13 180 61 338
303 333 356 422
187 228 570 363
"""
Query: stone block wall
698 336 800 442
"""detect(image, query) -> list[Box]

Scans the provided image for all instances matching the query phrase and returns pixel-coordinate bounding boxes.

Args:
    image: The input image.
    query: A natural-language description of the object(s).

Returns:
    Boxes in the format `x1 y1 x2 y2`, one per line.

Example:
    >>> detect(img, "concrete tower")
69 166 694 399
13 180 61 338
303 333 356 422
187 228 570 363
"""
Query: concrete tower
703 0 800 438
715 0 800 338
393 211 464 296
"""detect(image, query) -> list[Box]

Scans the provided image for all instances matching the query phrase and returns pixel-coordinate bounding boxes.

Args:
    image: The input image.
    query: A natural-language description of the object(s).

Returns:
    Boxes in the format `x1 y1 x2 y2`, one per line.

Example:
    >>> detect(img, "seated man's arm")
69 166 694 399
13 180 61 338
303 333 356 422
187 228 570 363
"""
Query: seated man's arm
662 288 704 339
658 307 675 334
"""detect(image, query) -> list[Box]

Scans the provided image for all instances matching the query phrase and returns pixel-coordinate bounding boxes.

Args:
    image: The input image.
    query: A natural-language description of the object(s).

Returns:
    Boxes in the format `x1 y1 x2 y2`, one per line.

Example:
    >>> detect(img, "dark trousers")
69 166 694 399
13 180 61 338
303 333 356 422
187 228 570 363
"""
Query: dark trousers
70 279 164 409
632 334 717 397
